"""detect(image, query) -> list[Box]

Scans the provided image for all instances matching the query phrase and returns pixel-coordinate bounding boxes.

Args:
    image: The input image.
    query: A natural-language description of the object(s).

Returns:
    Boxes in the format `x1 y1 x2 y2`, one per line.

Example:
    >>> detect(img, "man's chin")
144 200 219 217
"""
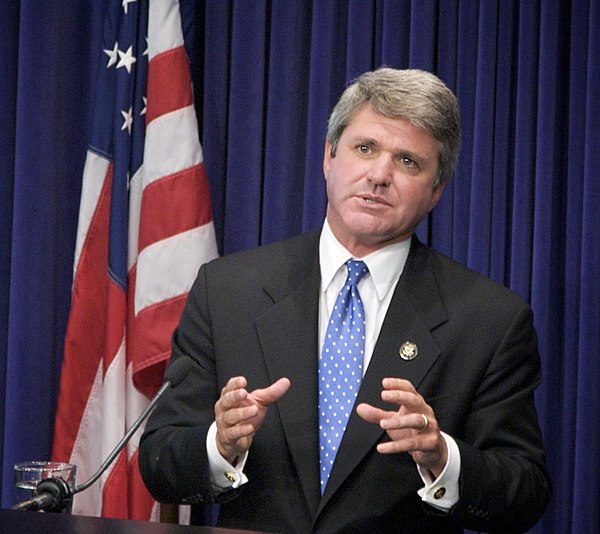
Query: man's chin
343 224 412 251
343 217 398 241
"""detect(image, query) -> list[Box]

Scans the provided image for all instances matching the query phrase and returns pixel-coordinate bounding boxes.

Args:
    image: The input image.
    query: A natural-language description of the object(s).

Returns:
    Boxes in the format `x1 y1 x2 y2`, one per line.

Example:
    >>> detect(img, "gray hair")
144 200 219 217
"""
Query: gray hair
326 68 461 187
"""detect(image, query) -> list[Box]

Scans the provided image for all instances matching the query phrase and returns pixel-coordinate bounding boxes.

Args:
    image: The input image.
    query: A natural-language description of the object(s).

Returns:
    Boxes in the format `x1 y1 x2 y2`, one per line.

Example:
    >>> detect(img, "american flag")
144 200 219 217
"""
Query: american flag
52 0 217 519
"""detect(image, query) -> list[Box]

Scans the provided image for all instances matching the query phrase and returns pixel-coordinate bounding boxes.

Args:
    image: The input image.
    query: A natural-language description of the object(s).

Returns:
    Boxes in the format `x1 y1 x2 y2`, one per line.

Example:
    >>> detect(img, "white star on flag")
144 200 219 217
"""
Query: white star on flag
140 96 147 116
103 42 119 68
122 0 136 14
121 107 133 134
117 45 137 73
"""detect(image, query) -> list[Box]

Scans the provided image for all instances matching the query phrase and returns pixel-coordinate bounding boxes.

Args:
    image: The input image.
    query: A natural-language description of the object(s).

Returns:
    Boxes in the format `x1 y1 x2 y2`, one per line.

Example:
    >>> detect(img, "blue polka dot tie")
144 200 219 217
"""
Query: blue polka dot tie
319 259 369 493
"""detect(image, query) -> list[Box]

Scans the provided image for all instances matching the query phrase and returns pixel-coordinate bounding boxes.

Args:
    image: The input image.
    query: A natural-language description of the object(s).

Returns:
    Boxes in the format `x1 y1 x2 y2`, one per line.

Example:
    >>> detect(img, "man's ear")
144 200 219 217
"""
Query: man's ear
429 180 446 211
323 139 333 178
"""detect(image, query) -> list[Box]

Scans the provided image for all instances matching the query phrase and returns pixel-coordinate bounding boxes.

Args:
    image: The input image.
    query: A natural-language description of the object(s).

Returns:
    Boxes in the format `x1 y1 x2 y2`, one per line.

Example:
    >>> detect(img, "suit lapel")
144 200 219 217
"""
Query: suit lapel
318 239 448 511
254 239 322 516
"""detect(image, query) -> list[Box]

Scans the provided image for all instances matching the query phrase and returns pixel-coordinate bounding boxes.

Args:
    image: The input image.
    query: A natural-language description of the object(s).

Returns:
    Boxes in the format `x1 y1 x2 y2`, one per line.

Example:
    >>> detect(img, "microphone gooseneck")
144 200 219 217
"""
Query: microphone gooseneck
73 357 192 495
11 358 192 512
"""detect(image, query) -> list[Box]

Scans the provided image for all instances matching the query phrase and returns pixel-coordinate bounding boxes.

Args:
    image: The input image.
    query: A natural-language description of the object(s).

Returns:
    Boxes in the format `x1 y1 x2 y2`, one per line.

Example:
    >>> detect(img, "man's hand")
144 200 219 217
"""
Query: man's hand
214 376 291 465
356 377 447 478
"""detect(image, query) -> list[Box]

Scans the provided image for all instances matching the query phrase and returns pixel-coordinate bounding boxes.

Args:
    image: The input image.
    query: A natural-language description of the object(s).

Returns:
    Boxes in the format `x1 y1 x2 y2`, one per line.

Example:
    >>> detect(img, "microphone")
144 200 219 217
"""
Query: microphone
12 357 192 512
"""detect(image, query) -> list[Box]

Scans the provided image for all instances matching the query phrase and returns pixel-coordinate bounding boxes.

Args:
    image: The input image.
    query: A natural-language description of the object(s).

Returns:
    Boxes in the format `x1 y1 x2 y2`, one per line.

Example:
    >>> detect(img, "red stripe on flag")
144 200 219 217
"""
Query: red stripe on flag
101 450 128 518
137 164 213 252
131 295 187 395
146 45 192 124
127 265 188 397
52 163 113 461
102 449 155 520
128 450 155 520
101 279 127 374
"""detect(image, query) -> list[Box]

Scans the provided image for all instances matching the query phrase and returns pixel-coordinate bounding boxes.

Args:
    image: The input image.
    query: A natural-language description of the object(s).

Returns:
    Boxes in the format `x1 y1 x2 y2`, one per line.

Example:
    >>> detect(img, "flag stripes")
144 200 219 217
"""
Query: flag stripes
52 0 217 520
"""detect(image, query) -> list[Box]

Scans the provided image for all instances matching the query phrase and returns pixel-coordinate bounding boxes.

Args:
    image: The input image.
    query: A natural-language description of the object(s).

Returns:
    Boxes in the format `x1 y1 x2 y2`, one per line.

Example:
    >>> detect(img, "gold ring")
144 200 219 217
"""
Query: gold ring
419 413 429 432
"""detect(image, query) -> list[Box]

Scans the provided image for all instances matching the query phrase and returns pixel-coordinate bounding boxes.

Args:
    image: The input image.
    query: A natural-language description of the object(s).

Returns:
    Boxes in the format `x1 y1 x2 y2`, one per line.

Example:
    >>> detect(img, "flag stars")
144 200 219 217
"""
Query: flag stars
103 42 119 68
121 107 133 134
117 45 137 74
122 0 136 14
105 42 138 74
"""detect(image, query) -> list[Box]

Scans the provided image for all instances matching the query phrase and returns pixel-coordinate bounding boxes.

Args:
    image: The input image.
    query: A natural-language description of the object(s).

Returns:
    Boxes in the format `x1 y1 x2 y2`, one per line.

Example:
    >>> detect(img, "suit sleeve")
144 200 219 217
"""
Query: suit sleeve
447 304 552 532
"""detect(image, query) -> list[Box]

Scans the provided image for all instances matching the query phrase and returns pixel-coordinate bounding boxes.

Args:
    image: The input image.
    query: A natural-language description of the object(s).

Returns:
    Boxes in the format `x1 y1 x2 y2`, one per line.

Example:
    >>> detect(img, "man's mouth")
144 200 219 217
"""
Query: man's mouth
358 194 389 206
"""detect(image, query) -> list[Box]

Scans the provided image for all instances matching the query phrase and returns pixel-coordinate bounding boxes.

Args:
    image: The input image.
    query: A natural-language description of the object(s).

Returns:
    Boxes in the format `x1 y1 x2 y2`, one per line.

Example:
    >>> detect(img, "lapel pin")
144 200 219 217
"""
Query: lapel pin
399 341 418 361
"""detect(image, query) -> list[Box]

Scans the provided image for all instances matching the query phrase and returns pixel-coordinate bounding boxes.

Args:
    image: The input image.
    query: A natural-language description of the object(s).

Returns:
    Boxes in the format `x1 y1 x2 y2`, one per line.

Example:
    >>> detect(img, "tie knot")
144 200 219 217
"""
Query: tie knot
345 260 368 286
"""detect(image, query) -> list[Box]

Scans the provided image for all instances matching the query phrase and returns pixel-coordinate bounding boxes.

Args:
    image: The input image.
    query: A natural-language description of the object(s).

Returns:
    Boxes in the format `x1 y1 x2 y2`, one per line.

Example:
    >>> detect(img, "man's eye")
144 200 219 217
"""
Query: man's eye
401 156 415 167
357 144 371 154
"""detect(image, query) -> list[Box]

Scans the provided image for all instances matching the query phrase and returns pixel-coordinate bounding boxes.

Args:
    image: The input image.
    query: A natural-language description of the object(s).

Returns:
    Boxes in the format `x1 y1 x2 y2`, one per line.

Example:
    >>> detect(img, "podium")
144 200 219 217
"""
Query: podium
0 509 267 534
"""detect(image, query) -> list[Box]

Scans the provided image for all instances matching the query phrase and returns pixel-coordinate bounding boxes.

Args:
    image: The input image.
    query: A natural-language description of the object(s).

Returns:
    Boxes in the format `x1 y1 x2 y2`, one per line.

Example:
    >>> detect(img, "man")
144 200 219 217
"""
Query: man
139 68 551 533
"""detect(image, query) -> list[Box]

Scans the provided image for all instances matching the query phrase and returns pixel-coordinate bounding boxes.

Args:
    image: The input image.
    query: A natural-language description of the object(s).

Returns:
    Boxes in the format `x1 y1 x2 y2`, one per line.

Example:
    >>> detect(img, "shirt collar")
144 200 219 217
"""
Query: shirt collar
319 219 411 300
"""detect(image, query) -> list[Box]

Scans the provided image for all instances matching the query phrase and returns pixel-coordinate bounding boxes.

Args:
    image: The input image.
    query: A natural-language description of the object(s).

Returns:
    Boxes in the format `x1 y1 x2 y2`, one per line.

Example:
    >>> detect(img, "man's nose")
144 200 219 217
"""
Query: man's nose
367 154 393 187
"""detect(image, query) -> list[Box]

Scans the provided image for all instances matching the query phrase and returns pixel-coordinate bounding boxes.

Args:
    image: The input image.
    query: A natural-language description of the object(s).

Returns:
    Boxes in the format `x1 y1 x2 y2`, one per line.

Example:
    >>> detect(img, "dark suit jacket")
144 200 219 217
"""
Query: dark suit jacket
139 232 551 533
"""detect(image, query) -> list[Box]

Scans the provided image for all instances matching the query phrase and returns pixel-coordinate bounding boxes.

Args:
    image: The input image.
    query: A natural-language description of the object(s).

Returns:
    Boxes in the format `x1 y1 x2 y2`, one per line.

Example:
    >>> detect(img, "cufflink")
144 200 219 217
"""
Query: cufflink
433 487 446 500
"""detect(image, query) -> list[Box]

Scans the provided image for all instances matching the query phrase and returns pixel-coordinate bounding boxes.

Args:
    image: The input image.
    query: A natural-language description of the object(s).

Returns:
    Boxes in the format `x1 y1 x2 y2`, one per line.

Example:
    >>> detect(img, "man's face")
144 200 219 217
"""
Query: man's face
323 103 445 257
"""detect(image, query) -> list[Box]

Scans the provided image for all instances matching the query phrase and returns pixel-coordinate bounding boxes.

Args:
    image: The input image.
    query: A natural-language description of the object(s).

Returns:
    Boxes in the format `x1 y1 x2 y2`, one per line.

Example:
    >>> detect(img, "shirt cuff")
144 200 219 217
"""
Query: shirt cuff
206 421 249 490
417 431 460 510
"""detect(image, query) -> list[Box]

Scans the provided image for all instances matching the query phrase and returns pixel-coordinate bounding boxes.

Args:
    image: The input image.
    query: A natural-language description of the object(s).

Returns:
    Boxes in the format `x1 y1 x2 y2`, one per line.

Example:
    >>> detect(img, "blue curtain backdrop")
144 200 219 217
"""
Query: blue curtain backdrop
1 1 598 531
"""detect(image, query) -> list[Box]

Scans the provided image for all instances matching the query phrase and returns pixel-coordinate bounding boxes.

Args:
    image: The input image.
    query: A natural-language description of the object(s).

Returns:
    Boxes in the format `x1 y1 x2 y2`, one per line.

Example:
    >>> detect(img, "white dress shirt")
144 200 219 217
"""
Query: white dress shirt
207 220 460 510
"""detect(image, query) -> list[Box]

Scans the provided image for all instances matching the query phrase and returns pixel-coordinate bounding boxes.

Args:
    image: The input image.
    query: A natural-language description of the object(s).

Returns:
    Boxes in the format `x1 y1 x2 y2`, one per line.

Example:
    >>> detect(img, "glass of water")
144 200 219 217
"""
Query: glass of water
14 461 77 512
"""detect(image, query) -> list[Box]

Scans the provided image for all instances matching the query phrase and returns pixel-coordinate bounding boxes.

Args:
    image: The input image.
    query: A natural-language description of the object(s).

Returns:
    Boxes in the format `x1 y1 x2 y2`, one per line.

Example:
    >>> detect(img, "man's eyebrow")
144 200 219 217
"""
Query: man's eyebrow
349 136 379 147
394 149 419 160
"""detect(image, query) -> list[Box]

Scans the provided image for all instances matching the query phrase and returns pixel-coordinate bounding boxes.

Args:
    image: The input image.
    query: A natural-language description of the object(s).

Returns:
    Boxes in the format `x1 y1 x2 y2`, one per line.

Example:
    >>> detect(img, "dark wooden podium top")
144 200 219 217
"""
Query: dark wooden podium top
0 509 268 534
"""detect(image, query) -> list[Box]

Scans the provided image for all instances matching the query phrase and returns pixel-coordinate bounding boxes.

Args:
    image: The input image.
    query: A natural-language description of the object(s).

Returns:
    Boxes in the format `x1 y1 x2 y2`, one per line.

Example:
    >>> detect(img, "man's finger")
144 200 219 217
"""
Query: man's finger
249 377 291 406
219 404 259 427
381 377 416 392
222 376 247 393
356 403 391 424
218 387 249 411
